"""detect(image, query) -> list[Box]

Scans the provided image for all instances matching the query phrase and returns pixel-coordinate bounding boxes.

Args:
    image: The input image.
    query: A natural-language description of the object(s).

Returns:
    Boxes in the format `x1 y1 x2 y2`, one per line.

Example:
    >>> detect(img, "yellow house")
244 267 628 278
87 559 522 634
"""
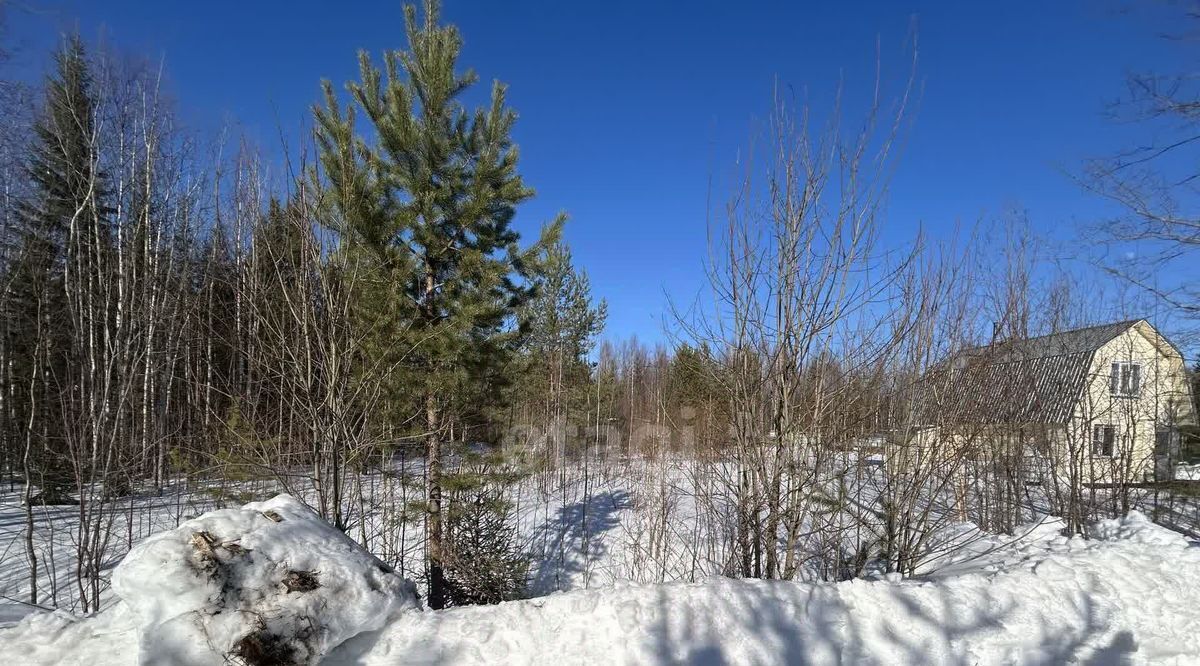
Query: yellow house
915 320 1195 484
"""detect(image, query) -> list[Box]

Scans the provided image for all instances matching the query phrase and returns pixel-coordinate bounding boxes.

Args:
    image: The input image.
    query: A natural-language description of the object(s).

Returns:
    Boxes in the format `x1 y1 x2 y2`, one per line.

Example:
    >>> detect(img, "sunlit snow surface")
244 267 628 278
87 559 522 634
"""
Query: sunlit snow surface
2 497 1198 665
4 495 418 666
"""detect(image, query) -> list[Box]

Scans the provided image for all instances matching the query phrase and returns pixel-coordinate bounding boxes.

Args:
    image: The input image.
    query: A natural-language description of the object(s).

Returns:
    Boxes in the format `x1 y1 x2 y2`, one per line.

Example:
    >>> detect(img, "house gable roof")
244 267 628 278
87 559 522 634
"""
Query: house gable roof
919 319 1150 426
959 319 1140 364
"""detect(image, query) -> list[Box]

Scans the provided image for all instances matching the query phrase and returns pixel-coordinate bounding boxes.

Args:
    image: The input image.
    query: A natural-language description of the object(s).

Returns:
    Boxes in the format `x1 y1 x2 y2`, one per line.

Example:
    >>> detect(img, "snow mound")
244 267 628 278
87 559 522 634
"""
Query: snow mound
325 516 1200 665
111 494 419 666
1088 510 1187 547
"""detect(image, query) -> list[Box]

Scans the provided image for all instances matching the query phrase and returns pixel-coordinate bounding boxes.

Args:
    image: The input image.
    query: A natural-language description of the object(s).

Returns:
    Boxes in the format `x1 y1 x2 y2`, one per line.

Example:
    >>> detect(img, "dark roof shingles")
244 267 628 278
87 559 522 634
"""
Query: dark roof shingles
919 320 1142 426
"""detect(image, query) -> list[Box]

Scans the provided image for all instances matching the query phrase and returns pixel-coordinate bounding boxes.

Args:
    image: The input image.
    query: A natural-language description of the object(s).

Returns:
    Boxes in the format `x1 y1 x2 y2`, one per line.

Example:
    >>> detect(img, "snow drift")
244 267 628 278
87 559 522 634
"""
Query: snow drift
2 504 1199 665
106 494 417 665
322 511 1200 665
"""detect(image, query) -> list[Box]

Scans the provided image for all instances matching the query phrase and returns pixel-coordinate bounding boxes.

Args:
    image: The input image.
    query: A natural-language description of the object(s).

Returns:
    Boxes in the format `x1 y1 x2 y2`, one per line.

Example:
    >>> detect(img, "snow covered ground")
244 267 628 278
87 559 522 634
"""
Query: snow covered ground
5 455 1200 604
4 454 1200 664
1 500 1198 665
1175 463 1200 481
0 456 874 620
329 515 1199 665
0 481 237 621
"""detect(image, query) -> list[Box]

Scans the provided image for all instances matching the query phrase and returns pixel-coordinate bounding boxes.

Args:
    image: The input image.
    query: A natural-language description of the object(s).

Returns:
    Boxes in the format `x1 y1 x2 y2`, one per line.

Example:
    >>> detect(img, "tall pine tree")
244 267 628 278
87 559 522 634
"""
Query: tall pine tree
521 239 606 465
313 0 558 608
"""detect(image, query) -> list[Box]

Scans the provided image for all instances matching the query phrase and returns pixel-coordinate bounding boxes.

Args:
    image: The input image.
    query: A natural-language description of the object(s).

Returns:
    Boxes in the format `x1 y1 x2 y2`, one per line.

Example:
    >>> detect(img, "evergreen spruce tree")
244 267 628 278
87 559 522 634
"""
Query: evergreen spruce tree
665 343 726 452
6 36 105 504
247 198 307 425
314 1 557 608
443 485 529 605
442 448 530 606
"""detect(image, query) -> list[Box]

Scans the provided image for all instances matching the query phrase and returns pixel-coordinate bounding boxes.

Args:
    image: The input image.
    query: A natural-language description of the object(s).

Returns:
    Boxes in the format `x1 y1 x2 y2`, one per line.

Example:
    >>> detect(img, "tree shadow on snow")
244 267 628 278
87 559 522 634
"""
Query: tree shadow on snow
643 578 854 666
527 489 630 595
636 572 1140 665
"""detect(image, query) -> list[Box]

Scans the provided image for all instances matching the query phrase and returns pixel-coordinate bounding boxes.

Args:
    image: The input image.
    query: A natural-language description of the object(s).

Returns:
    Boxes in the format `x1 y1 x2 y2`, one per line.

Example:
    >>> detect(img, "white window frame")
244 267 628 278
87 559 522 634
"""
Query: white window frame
1109 361 1141 397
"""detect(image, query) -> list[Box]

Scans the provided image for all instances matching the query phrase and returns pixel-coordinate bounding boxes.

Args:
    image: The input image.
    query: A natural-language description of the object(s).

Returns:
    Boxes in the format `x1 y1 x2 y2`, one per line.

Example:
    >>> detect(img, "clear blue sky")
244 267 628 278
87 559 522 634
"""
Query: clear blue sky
4 1 1187 344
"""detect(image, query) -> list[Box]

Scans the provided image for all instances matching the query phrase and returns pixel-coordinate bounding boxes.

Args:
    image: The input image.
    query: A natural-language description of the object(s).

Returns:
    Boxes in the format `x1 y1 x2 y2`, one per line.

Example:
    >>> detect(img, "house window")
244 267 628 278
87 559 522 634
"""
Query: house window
1109 362 1141 397
1092 424 1115 457
1155 428 1176 456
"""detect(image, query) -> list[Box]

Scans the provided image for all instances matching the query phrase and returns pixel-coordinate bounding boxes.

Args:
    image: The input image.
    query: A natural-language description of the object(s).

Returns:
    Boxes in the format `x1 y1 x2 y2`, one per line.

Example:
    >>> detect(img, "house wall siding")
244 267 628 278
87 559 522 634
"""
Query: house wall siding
1066 323 1195 483
909 322 1195 485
